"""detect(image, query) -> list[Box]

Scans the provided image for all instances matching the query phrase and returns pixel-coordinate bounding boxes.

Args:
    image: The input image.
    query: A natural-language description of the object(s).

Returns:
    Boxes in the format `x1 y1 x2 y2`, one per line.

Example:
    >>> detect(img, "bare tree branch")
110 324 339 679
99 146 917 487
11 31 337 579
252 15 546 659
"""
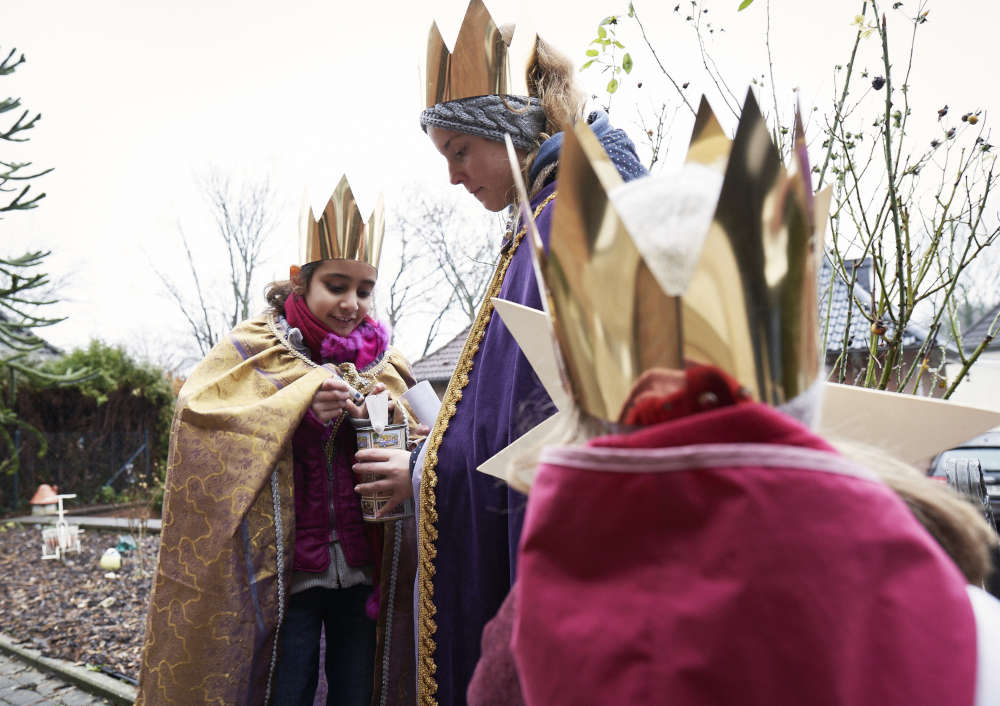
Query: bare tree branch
158 170 279 357
382 187 501 359
599 1 1000 397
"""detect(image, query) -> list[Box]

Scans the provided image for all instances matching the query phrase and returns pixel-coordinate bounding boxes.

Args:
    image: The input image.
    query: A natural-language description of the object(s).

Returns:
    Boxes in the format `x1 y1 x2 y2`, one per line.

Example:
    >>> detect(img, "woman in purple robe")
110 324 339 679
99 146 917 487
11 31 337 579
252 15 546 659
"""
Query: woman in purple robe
410 21 646 706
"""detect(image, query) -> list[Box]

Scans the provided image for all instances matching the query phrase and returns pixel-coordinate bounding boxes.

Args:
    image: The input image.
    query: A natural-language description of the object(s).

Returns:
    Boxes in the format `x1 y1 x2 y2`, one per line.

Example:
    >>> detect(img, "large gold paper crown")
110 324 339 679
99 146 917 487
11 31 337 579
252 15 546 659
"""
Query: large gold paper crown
300 176 384 269
517 90 830 422
682 91 831 406
425 0 535 109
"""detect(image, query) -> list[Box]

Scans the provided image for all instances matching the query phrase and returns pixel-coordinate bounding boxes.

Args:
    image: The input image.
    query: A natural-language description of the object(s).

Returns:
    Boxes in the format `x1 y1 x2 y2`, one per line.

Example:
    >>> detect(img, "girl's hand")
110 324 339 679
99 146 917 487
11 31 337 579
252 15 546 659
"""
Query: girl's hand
311 377 363 423
353 383 398 420
411 424 431 438
353 448 413 519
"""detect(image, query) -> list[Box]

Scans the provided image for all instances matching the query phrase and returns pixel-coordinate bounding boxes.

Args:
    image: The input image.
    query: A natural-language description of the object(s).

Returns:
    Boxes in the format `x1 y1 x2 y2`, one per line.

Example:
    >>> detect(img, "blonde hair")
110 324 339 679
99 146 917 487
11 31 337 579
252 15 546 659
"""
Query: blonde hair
527 36 585 138
519 36 587 198
834 440 998 586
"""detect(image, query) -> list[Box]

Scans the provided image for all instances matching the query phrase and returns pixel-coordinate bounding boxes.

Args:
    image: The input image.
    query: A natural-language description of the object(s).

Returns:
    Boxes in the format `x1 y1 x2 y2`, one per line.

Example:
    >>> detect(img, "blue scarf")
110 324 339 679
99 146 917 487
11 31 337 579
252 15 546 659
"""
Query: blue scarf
529 110 648 185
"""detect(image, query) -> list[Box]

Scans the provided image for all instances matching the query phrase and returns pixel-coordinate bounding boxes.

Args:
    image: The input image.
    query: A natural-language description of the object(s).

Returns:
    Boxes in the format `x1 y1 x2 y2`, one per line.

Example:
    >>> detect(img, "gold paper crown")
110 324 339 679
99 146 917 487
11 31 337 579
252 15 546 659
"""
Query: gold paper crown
682 91 831 405
425 0 535 109
510 90 830 422
300 176 384 269
526 124 682 422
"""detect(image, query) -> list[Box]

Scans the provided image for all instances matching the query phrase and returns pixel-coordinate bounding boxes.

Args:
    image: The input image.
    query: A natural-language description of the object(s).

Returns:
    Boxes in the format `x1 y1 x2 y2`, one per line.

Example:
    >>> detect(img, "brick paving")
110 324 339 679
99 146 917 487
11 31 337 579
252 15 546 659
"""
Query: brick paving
0 653 110 706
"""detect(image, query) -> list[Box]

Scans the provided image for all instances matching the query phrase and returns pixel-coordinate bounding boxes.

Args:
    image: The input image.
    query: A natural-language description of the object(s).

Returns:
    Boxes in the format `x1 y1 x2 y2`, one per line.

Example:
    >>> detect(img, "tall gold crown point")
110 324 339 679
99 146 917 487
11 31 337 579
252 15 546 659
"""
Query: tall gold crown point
682 88 824 406
301 175 384 269
428 20 444 45
455 0 496 48
543 120 683 422
424 0 532 109
685 96 730 170
693 95 724 139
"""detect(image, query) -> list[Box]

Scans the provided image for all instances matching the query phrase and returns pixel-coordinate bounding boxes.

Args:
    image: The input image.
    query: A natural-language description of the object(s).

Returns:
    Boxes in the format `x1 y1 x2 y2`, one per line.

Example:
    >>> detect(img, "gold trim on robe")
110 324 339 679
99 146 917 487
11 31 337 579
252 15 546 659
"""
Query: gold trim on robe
416 193 556 705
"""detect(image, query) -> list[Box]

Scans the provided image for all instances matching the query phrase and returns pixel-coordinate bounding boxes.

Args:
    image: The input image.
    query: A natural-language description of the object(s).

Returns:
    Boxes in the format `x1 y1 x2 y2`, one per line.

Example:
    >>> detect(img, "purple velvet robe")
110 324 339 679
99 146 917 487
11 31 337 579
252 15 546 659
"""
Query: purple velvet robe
425 113 646 705
429 182 557 706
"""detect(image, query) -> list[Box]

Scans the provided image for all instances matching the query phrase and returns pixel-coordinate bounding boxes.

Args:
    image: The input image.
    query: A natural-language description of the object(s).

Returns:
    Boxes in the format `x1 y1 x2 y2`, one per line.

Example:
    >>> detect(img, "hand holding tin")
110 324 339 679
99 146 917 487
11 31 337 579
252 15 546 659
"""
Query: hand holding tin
353 448 413 519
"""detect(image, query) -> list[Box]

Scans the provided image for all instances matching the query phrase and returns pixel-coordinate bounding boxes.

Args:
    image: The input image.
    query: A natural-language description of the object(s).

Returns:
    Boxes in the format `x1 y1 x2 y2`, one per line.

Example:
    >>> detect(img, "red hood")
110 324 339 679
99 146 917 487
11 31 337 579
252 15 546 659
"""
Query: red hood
513 403 976 706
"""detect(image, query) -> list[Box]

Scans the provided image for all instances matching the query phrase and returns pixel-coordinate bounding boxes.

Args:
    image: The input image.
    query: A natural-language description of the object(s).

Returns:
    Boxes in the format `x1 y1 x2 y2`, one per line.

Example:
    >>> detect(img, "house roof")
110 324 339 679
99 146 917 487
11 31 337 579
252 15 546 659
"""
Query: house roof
818 256 934 355
0 310 62 361
964 302 1000 351
411 324 471 383
411 256 946 384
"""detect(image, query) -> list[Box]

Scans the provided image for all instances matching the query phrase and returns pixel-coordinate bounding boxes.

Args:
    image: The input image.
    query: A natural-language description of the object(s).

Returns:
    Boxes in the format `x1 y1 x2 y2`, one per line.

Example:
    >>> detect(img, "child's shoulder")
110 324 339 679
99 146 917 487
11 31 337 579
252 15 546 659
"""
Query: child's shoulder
384 346 413 372
178 313 282 401
334 346 414 390
372 347 416 389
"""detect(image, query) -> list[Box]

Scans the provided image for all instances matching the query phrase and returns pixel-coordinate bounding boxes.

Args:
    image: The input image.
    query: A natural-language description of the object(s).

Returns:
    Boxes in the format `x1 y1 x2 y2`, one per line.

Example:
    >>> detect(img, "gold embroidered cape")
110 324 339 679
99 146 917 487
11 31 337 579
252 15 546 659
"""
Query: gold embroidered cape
138 313 416 706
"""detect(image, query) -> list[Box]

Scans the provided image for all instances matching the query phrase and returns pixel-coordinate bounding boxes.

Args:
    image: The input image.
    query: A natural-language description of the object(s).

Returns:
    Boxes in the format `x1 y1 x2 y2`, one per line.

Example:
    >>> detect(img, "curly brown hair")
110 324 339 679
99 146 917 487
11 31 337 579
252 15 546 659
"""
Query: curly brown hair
263 261 320 315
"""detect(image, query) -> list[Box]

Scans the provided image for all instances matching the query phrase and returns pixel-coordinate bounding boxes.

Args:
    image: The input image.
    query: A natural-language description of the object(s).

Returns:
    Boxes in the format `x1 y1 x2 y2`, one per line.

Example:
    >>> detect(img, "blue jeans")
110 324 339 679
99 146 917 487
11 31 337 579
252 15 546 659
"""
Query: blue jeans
271 585 376 706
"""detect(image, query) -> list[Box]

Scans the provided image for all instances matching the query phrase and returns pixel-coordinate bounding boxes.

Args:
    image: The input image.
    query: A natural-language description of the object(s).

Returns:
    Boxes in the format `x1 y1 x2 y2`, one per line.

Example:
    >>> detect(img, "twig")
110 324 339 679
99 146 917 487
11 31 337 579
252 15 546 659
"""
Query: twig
630 2 696 117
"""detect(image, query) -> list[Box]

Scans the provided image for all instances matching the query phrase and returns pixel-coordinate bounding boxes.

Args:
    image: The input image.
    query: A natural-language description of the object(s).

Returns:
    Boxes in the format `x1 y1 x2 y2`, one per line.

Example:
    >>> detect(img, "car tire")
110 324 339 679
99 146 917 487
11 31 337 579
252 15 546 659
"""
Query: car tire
988 544 1000 600
943 458 987 504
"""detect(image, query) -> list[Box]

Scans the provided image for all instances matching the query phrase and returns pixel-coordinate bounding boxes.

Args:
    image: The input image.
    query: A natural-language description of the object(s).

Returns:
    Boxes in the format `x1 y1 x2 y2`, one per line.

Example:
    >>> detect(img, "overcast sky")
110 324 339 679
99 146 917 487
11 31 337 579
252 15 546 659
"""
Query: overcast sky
4 0 995 367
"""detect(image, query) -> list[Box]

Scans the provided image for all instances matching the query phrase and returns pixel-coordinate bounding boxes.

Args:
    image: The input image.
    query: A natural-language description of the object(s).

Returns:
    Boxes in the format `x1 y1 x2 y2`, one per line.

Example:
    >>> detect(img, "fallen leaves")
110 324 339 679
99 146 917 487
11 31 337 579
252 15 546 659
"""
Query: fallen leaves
0 525 157 682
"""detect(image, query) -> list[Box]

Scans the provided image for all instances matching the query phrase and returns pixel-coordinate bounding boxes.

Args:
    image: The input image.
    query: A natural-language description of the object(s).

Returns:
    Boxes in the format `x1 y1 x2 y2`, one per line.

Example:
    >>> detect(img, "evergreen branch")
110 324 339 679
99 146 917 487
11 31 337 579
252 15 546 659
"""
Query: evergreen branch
4 358 93 385
0 298 66 327
0 160 54 181
0 48 25 76
0 331 49 351
0 97 21 114
0 251 51 267
0 109 42 142
0 183 46 212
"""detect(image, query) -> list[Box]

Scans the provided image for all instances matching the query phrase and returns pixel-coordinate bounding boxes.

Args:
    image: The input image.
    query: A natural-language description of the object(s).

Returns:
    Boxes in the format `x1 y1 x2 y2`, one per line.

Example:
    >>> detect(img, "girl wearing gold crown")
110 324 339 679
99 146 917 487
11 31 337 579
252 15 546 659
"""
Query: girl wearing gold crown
137 179 417 706
361 2 647 704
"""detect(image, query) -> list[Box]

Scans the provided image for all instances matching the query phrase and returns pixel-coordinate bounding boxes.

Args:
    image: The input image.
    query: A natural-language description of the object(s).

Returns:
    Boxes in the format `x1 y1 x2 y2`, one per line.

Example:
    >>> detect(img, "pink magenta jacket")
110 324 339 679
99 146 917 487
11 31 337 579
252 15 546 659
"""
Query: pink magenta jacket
291 409 374 572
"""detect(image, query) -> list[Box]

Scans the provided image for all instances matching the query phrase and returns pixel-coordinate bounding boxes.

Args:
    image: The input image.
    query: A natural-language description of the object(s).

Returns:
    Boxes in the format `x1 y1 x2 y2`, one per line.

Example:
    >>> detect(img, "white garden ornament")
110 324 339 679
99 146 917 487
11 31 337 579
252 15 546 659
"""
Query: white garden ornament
40 493 82 561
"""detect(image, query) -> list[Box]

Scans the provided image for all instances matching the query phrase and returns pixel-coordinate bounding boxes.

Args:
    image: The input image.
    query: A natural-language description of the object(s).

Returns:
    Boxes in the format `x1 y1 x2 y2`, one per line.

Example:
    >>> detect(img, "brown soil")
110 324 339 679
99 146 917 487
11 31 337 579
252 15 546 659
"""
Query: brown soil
0 522 157 683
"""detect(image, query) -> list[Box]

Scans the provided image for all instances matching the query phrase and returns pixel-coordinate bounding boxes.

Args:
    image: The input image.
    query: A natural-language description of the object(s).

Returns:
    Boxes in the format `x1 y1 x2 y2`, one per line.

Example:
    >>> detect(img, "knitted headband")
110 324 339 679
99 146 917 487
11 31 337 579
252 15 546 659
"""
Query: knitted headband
420 95 546 151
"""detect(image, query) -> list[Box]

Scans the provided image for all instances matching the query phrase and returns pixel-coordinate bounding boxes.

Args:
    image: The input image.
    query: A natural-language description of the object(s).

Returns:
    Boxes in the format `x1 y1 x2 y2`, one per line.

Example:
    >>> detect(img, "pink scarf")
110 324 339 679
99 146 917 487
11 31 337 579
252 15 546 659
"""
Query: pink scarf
284 293 390 369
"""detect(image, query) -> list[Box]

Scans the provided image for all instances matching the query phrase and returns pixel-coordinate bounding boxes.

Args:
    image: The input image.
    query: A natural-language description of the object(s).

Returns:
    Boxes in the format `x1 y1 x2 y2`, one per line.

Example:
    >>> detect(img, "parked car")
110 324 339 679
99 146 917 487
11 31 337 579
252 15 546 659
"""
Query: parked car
928 431 1000 596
